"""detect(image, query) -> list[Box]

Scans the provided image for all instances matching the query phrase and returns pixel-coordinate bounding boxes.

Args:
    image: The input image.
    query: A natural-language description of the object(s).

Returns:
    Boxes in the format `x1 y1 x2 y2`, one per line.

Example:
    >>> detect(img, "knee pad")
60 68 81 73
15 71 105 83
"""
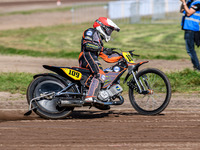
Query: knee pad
94 73 105 83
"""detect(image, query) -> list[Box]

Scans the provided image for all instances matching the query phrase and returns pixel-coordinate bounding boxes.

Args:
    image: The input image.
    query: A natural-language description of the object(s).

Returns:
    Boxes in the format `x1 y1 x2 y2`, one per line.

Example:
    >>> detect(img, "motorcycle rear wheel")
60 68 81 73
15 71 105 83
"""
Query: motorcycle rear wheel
26 75 77 119
129 68 171 115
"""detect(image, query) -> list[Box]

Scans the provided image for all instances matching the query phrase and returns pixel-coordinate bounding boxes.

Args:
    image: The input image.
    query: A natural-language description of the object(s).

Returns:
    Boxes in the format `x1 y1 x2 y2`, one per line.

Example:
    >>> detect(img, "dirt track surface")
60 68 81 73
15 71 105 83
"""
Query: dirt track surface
0 93 200 149
0 0 109 30
1 1 200 149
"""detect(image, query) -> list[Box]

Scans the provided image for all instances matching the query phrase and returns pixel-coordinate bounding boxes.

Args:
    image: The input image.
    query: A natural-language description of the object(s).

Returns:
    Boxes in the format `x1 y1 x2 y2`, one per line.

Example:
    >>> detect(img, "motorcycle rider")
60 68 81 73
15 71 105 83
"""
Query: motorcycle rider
79 17 122 103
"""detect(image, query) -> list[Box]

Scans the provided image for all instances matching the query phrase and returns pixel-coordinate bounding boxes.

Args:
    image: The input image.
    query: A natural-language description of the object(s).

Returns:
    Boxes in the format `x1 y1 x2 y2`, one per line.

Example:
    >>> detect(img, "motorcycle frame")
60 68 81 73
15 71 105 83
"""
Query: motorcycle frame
53 61 151 99
30 52 151 106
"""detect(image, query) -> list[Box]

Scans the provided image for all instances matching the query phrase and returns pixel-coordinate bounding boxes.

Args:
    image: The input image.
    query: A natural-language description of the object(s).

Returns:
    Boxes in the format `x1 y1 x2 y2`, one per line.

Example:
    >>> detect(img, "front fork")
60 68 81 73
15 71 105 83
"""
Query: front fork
129 71 151 94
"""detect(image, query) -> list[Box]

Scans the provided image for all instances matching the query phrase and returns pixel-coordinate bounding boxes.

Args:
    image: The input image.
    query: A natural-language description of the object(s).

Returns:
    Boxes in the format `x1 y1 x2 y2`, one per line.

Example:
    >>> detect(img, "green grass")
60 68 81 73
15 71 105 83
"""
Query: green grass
0 23 192 60
166 69 200 93
0 45 79 58
0 69 200 94
0 72 33 94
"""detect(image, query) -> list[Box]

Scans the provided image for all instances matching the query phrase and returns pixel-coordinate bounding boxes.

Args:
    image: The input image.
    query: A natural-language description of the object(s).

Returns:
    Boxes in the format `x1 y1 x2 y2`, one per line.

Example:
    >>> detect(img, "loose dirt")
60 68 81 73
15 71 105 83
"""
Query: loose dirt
0 1 200 150
0 92 200 150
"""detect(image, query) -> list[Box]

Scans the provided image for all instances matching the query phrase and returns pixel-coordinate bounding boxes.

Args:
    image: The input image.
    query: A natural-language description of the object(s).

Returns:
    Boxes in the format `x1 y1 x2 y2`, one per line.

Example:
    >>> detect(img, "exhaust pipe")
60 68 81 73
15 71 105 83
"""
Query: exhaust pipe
57 99 84 107
58 96 124 107
103 96 124 105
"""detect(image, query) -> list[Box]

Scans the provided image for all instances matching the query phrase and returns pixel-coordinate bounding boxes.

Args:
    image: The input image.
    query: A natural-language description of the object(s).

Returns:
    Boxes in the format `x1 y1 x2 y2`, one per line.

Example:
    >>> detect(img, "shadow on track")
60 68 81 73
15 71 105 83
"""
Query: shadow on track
69 110 140 119
0 110 164 122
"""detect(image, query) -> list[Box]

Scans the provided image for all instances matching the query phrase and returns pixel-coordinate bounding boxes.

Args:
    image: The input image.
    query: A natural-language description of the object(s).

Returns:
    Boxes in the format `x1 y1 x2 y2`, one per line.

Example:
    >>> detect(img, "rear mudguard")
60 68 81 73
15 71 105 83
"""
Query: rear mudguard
34 73 70 84
42 65 91 86
123 61 149 84
33 73 82 96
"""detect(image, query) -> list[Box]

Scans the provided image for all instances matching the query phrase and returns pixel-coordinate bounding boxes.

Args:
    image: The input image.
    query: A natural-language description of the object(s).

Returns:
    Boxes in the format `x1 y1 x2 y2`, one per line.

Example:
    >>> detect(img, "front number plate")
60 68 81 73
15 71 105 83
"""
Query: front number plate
122 52 135 63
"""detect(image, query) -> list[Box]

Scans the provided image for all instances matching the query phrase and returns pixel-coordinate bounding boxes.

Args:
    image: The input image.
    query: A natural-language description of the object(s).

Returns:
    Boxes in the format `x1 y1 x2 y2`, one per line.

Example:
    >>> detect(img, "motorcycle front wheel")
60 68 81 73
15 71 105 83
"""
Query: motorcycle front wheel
129 68 171 115
26 75 77 119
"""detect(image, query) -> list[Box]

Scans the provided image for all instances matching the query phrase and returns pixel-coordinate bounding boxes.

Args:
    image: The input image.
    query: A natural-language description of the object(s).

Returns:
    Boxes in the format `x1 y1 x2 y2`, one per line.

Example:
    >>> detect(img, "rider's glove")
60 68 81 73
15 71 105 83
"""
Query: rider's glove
103 48 115 55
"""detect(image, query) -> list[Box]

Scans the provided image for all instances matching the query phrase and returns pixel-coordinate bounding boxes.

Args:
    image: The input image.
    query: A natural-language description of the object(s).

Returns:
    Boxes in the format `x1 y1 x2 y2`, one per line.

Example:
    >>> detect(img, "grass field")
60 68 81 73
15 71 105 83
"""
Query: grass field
0 23 193 60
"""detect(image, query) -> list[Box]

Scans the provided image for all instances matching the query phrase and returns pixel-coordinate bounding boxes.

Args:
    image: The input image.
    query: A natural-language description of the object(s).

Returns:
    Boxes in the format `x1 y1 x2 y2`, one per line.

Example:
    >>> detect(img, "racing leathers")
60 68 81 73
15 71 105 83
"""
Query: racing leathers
78 28 122 100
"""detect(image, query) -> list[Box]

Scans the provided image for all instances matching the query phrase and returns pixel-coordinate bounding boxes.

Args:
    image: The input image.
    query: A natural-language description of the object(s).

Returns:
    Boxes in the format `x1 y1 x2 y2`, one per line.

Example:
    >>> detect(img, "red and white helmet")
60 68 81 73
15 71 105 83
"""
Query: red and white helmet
93 17 120 42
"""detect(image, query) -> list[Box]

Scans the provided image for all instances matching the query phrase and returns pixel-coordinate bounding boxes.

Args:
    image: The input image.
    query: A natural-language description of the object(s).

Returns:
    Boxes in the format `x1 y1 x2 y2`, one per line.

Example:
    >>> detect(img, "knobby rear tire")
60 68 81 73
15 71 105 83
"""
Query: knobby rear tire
26 76 76 119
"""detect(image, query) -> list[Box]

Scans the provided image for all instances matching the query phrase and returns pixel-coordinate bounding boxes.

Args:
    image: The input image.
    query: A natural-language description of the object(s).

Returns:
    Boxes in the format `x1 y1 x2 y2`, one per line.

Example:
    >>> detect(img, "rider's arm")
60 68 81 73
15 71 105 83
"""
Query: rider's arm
99 50 122 63
83 40 103 52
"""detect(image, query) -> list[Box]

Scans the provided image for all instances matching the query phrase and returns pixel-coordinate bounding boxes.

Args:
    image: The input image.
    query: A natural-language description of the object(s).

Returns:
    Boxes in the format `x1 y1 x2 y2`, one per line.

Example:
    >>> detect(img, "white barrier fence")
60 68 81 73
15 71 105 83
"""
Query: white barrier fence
109 0 182 23
71 0 182 24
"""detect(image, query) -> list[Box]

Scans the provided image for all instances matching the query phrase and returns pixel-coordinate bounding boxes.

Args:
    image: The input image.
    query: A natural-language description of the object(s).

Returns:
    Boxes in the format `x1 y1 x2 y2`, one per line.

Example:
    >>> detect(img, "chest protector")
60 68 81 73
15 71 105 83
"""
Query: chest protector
182 0 200 31
81 28 103 52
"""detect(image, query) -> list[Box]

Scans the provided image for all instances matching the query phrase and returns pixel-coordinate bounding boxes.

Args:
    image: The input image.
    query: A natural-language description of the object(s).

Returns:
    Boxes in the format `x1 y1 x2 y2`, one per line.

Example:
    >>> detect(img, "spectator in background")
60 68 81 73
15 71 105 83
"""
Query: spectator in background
180 0 200 71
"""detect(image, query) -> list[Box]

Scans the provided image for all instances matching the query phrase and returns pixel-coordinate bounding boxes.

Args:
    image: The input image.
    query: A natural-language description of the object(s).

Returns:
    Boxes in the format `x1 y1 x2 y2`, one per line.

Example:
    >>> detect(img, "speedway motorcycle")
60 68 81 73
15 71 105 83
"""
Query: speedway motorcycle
24 50 171 119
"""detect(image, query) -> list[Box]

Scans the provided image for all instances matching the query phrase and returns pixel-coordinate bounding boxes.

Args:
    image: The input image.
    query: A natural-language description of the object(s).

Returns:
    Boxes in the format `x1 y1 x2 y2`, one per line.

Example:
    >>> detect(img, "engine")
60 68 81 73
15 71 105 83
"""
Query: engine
97 84 123 101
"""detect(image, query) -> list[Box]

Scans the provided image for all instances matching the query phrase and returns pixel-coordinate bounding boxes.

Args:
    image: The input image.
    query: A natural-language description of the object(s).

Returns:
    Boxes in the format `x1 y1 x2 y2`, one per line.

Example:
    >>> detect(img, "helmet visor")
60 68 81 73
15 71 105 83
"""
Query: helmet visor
105 27 114 36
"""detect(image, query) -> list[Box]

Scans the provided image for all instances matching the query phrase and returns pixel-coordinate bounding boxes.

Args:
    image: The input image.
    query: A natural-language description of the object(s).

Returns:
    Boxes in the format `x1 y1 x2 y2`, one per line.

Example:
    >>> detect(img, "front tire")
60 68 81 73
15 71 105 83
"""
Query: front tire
26 76 76 119
129 68 171 115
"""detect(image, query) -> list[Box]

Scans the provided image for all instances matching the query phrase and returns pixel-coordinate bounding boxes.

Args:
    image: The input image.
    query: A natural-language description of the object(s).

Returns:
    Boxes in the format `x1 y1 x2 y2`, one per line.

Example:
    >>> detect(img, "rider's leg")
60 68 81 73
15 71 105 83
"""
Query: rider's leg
80 52 105 102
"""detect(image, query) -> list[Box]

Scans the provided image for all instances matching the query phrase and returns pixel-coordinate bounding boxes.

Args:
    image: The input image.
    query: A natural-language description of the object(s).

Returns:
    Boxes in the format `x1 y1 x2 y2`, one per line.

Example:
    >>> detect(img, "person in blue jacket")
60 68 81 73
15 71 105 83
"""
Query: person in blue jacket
180 0 200 71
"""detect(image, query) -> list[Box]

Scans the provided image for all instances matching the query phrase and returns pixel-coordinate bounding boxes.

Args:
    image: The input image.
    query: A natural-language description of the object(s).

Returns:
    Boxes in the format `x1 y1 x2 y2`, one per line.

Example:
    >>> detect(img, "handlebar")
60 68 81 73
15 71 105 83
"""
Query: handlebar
111 49 140 57
128 50 140 57
112 50 122 56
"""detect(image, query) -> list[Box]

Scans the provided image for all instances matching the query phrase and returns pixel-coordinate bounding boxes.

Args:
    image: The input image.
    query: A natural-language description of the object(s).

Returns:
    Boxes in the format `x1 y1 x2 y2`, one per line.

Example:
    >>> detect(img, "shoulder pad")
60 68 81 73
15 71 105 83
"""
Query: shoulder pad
83 28 96 41
84 28 95 36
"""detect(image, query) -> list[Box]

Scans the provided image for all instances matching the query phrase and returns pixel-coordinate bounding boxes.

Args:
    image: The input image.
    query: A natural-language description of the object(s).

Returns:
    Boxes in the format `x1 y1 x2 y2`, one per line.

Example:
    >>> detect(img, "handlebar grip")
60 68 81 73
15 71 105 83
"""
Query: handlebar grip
129 51 140 57
112 50 122 56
